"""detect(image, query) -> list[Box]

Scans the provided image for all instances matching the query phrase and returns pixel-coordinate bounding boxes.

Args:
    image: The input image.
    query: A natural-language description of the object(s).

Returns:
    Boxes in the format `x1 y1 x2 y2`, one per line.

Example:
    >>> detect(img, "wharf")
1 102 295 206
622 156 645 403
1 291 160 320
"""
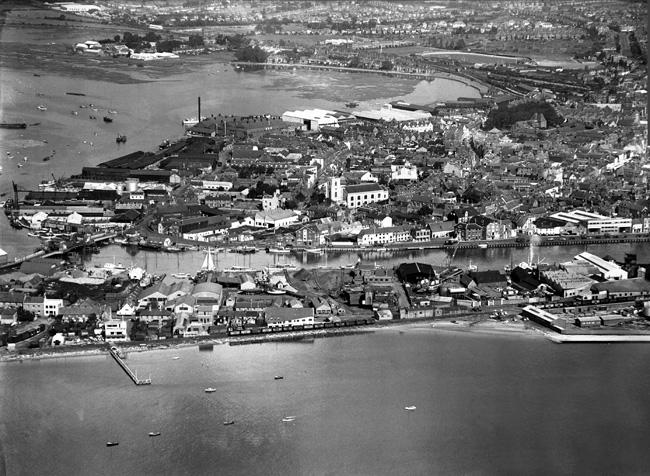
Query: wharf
109 346 151 385
544 333 650 343
305 235 650 254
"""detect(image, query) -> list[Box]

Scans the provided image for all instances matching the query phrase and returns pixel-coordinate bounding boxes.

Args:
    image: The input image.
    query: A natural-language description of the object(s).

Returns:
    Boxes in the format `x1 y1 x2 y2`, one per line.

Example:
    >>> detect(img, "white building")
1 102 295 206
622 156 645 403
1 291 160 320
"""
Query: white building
265 307 314 328
128 267 145 281
345 184 389 209
73 40 103 54
130 52 179 61
550 210 632 233
357 226 411 246
202 179 233 191
391 161 418 181
43 297 64 317
104 319 129 341
262 192 280 211
353 104 431 122
574 252 628 280
281 109 354 131
328 177 345 204
53 3 103 13
30 211 48 229
254 209 299 229
116 303 136 317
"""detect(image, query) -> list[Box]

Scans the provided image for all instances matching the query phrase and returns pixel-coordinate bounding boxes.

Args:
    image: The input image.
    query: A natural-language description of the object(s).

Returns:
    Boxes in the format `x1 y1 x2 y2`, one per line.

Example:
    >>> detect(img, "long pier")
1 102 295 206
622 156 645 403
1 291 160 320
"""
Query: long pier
109 346 151 385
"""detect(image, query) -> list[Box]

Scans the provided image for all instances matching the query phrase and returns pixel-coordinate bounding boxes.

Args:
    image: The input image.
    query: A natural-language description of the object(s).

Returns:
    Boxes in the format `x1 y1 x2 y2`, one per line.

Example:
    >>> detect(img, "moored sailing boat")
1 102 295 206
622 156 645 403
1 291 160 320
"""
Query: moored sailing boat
201 247 216 272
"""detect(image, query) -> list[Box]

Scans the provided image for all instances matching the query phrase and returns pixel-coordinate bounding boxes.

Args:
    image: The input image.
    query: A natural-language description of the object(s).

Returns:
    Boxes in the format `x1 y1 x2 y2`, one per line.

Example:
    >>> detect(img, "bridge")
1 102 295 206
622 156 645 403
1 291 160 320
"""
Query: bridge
0 232 117 271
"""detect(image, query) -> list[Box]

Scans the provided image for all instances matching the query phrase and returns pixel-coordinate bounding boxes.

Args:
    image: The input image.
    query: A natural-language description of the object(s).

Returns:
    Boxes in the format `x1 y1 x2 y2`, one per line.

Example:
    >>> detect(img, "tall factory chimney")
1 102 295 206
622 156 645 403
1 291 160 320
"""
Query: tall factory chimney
198 96 201 121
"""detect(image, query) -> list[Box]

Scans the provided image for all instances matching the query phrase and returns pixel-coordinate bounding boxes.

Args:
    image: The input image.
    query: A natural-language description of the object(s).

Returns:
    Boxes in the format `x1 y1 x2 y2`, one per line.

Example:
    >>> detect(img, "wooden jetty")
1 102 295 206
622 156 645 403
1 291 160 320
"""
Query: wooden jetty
109 346 151 386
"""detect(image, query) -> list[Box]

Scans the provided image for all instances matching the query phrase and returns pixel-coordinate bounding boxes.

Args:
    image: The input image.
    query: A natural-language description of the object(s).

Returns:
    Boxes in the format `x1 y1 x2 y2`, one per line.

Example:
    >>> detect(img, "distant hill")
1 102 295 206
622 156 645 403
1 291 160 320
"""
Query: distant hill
483 101 562 130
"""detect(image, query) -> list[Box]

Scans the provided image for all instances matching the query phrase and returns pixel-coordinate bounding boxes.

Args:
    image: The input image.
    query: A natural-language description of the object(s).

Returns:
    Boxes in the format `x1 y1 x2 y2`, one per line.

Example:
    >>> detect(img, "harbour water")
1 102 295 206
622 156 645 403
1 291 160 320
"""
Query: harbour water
51 241 650 277
0 60 479 194
2 330 650 476
0 57 479 258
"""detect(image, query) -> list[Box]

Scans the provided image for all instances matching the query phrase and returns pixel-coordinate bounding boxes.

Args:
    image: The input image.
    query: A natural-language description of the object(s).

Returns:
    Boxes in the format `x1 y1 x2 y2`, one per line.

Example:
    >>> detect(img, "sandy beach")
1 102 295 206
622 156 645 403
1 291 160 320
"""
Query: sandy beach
374 318 545 338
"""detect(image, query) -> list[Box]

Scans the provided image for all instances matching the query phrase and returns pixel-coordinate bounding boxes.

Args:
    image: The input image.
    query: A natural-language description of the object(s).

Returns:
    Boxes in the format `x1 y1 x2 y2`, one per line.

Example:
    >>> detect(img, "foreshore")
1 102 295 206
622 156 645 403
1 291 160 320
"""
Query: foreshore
0 318 550 363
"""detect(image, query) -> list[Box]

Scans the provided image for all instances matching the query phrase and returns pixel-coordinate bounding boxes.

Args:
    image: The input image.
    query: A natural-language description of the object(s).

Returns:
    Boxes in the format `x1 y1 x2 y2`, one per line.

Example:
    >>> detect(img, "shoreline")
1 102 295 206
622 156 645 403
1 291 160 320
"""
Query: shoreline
0 319 546 363
4 315 650 364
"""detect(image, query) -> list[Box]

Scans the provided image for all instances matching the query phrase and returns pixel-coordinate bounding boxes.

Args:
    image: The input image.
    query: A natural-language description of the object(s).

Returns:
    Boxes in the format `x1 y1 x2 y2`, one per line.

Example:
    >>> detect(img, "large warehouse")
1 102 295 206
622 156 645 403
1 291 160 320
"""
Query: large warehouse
281 109 355 131
353 103 432 122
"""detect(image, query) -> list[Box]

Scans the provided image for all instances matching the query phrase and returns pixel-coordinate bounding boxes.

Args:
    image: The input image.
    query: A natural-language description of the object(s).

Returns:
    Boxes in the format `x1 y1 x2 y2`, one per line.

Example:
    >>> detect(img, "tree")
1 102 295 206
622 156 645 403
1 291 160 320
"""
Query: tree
188 34 204 48
143 31 161 43
418 205 433 216
347 56 360 68
17 307 36 323
284 199 298 209
157 39 182 52
235 45 269 63
114 34 121 43
309 191 328 205
380 60 393 71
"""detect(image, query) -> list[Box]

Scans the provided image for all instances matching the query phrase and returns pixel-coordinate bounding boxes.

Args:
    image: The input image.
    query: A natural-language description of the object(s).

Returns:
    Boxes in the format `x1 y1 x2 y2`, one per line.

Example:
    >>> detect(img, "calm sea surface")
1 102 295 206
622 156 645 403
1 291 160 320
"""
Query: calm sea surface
2 330 650 476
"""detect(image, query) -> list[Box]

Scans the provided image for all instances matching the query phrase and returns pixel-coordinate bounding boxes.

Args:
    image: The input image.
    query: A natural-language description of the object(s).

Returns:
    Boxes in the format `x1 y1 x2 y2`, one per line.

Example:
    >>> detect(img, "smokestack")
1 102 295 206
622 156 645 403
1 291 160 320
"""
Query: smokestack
198 96 201 121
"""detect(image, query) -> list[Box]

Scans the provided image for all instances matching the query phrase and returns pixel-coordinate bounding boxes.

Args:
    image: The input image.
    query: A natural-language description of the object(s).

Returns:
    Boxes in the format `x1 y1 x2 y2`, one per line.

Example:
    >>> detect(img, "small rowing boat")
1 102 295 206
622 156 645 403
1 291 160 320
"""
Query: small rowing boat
148 432 161 437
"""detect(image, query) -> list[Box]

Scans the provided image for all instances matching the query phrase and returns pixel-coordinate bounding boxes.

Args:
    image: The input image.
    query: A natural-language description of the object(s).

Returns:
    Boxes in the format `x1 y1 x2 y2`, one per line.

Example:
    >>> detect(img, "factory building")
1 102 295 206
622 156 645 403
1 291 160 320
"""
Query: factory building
281 109 355 131
574 252 628 280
